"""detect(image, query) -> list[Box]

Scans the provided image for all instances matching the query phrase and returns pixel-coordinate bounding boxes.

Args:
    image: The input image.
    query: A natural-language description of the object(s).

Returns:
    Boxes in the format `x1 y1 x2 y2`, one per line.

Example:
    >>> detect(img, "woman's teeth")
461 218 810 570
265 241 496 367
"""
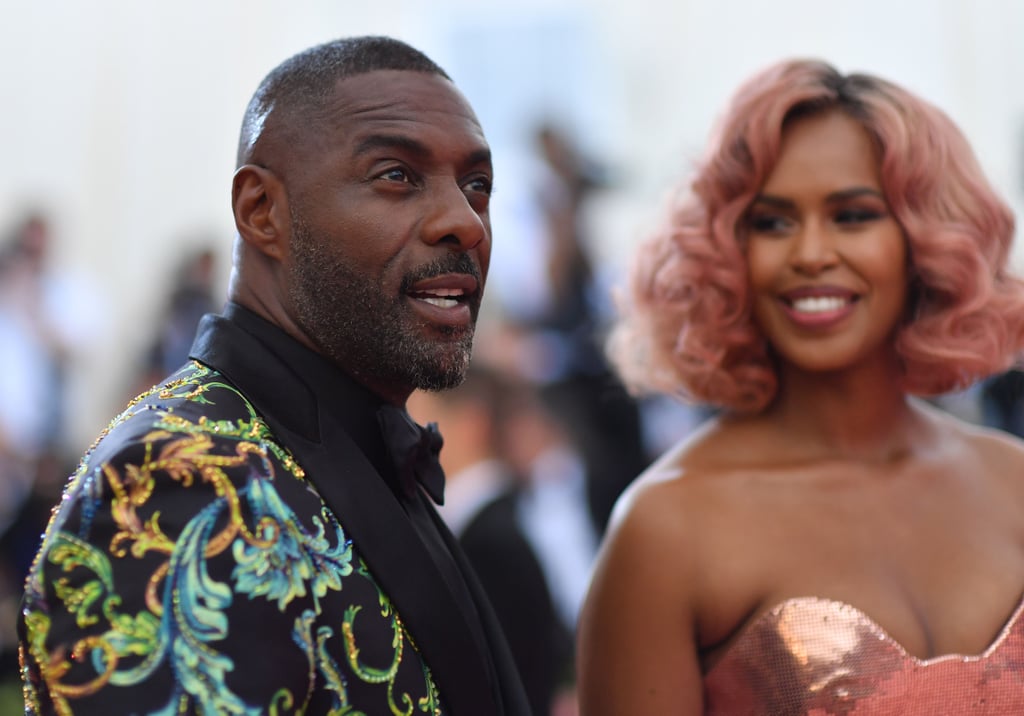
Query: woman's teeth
792 296 847 313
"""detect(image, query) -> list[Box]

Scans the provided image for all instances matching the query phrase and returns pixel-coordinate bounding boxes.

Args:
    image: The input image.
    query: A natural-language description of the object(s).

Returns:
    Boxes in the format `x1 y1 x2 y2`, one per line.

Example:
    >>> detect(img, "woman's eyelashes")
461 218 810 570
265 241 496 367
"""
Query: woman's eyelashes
746 212 793 235
834 206 886 226
745 206 886 235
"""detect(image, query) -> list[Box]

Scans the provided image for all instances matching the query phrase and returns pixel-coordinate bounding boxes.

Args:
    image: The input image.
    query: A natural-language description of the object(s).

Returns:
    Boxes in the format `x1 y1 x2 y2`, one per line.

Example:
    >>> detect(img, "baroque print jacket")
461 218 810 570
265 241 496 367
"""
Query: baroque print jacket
20 306 526 716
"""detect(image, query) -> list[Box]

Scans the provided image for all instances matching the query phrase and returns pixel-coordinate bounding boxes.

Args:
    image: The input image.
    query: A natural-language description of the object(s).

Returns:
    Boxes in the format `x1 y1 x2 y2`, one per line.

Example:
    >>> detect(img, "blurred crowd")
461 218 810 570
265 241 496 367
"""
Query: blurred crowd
2 123 1023 715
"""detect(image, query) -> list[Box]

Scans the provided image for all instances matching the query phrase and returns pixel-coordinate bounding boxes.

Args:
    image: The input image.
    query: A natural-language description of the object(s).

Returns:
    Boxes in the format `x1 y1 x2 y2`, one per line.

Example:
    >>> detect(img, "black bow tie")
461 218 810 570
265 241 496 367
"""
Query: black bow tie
376 405 446 505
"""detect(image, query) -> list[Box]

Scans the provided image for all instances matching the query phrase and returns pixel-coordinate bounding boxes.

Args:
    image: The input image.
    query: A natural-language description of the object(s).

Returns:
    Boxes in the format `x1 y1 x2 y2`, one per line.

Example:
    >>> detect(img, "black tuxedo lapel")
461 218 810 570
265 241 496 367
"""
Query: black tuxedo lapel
270 420 501 715
190 314 501 715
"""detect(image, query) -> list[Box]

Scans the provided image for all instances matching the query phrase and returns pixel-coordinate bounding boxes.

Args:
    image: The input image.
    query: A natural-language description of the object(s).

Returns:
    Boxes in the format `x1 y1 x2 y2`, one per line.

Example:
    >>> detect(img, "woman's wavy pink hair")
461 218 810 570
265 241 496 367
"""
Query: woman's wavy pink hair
609 59 1024 413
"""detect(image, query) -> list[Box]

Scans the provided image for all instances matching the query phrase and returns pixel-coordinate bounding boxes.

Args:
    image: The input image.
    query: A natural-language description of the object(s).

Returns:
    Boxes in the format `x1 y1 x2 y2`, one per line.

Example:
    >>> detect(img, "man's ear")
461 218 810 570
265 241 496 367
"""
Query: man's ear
232 164 289 260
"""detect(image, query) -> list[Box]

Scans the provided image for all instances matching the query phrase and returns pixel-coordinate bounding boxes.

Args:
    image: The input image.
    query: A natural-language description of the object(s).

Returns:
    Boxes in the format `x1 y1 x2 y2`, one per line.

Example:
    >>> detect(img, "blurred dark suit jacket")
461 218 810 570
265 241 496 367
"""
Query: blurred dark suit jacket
459 487 574 716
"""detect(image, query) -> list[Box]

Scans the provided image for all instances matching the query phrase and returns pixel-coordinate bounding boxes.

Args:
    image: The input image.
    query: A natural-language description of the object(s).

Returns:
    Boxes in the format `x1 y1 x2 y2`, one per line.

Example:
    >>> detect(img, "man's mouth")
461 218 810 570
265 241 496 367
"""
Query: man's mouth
405 272 479 328
411 287 466 309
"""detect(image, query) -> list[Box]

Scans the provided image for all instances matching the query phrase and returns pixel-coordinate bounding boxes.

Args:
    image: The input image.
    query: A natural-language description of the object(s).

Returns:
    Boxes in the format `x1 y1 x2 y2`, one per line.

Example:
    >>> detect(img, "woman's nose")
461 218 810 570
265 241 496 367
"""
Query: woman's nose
789 222 838 274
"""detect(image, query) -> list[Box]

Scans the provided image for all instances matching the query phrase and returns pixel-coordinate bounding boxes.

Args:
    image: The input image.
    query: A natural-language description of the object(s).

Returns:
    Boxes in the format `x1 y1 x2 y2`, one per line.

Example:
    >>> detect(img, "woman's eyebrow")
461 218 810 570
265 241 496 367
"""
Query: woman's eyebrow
750 194 794 209
825 187 885 203
751 186 884 208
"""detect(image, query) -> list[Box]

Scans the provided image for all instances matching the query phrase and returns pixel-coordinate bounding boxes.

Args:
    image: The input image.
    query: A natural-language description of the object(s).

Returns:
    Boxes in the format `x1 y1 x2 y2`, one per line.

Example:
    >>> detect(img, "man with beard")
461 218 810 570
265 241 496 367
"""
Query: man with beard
19 36 529 716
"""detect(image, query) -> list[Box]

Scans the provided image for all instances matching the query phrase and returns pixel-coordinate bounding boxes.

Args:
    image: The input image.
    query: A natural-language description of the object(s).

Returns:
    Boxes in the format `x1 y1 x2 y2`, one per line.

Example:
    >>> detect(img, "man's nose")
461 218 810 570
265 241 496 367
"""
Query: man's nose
422 181 488 251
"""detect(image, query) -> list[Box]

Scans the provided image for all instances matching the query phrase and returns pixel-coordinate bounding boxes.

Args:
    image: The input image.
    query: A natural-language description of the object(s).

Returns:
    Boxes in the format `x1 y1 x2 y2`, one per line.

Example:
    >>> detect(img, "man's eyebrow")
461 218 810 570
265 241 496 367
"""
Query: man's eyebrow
352 135 492 169
353 134 430 158
465 147 493 169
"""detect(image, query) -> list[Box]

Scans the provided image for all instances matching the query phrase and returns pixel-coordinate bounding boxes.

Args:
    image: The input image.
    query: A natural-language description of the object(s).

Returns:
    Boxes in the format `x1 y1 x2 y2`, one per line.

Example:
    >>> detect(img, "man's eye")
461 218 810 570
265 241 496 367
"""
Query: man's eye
379 167 412 183
464 176 493 195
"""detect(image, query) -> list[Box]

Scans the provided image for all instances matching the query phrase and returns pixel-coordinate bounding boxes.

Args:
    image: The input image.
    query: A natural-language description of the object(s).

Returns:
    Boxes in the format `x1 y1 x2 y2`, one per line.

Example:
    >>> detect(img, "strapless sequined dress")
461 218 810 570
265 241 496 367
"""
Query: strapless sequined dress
704 596 1024 715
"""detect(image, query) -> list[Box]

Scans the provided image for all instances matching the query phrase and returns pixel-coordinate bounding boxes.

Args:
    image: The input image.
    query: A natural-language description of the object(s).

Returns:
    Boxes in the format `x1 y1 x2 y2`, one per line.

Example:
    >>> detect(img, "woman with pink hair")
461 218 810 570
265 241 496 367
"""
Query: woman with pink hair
578 59 1024 714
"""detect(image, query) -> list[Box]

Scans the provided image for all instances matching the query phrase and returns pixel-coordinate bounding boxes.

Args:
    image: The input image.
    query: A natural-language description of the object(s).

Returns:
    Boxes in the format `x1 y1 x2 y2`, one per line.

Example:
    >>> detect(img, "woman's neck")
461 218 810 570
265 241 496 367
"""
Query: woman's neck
760 357 928 464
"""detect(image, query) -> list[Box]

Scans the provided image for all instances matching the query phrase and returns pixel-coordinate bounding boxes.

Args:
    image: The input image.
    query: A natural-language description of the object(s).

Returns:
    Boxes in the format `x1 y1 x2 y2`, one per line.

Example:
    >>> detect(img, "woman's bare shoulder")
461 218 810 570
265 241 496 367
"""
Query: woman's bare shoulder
913 402 1024 510
595 415 786 650
923 400 1024 463
609 415 768 538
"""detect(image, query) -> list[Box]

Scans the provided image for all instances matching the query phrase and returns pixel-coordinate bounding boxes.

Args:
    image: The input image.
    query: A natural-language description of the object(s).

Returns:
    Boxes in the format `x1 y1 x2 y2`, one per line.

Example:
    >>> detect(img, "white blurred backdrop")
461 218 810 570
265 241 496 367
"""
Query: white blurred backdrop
2 0 1022 452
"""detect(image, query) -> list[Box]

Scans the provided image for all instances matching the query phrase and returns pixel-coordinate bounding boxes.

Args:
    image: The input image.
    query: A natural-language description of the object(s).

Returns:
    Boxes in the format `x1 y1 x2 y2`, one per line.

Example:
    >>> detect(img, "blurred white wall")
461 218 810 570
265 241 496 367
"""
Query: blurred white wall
2 0 1022 452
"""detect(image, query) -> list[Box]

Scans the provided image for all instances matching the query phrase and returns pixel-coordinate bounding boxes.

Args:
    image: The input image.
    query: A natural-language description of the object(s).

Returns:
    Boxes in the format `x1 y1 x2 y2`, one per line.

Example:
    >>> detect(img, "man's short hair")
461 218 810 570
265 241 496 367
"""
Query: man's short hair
237 36 450 167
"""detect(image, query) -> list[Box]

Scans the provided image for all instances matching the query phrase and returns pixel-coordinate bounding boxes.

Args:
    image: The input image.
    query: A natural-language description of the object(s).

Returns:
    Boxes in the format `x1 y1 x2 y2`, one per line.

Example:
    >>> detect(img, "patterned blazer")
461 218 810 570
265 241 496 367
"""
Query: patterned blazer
20 308 529 715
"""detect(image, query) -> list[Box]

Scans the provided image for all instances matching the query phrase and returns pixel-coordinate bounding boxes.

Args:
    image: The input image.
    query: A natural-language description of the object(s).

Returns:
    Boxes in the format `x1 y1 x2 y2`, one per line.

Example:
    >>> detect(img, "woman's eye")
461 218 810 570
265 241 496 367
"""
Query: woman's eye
835 208 883 225
747 214 790 234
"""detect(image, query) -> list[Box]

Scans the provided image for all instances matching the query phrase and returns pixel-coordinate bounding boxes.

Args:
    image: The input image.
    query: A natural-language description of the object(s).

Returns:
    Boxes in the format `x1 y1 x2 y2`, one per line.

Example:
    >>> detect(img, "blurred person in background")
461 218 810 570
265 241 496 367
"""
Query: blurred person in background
0 210 103 683
0 213 72 507
410 365 576 716
0 218 53 533
981 368 1024 438
484 122 650 537
579 59 1024 714
497 366 598 646
133 244 219 393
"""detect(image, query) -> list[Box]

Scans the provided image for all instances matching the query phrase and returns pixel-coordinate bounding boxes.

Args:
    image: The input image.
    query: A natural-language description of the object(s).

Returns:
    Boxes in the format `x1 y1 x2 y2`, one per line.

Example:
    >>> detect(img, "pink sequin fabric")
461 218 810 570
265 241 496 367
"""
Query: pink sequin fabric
704 596 1024 715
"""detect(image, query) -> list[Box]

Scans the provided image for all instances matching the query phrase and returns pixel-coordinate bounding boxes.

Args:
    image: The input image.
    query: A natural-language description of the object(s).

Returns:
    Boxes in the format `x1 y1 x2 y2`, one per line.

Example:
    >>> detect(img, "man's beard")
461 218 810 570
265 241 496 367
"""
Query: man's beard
287 217 480 393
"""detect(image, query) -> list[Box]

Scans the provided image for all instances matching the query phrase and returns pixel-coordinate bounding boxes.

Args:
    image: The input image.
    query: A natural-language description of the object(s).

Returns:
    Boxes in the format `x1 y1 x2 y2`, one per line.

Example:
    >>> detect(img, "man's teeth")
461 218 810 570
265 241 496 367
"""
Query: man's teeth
423 297 459 308
792 296 847 313
418 288 463 308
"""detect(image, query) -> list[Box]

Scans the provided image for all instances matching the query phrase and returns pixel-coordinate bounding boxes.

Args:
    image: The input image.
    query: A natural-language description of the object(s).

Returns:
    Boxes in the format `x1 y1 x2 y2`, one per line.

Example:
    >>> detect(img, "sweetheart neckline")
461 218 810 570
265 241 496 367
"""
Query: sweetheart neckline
708 592 1024 670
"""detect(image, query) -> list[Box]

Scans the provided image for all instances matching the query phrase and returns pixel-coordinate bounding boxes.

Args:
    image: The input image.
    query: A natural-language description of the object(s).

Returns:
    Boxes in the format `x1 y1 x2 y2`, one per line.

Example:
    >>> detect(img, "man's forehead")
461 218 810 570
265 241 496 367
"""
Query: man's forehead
325 71 489 157
327 70 480 127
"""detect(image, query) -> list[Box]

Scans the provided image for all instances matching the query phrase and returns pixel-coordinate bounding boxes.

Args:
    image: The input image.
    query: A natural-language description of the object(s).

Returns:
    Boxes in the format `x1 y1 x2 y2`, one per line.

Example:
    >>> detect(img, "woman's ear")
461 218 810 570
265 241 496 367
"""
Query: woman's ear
232 164 289 260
